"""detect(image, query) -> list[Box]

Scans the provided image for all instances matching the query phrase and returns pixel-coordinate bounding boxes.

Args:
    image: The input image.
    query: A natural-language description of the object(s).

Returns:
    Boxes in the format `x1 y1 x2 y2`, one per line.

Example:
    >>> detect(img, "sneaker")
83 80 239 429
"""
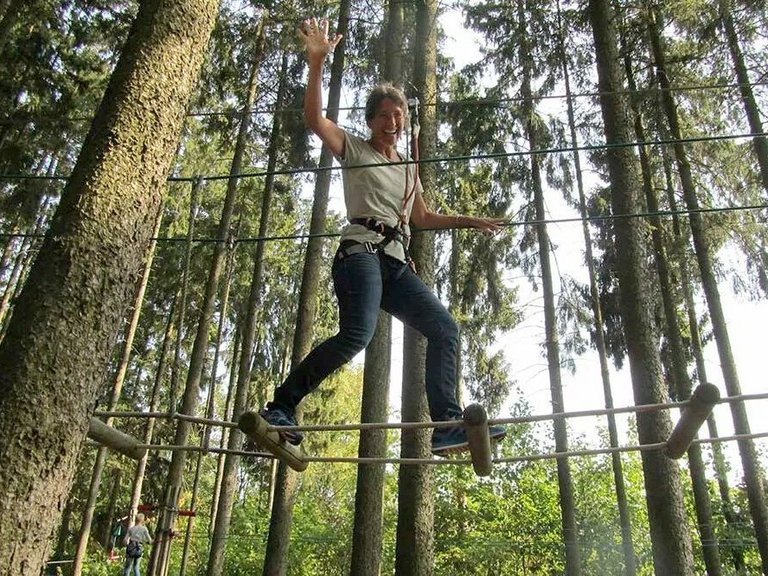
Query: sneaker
431 423 506 456
259 407 304 446
431 425 469 455
489 424 506 443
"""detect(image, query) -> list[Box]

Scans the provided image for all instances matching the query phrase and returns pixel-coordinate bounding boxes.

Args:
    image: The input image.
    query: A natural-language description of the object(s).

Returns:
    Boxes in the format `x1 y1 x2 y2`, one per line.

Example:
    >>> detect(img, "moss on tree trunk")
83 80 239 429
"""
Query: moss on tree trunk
0 1 219 574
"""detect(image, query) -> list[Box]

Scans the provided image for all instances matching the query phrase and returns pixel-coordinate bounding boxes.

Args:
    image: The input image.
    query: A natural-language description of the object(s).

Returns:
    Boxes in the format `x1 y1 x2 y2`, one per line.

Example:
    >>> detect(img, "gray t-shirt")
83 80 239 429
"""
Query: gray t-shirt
124 524 152 545
337 131 421 262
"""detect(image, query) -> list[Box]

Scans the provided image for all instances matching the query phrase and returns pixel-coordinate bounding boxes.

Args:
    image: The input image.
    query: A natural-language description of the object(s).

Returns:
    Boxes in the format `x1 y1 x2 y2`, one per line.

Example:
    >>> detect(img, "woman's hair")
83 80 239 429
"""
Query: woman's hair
136 513 145 523
364 83 408 121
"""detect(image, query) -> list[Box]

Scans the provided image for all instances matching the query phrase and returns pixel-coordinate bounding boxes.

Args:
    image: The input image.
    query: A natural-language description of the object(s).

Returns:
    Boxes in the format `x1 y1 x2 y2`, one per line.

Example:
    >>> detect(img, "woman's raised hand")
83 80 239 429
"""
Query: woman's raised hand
299 18 343 59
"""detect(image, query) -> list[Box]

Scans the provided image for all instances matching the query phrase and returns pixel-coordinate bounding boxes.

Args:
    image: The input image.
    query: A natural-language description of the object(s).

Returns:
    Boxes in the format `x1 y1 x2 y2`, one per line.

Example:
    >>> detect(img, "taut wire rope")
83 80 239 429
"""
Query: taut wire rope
92 430 768 466
94 390 768 434
2 131 767 184
3 79 766 122
3 203 767 245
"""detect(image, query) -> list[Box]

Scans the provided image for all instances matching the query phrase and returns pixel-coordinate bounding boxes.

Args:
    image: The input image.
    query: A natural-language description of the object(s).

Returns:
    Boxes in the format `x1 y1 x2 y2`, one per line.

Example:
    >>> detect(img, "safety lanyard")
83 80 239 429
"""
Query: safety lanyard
400 97 421 227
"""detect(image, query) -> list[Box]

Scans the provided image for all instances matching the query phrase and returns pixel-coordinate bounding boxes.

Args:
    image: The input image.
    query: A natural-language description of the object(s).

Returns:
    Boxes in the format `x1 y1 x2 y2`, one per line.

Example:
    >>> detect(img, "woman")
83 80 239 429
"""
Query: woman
122 513 152 576
260 18 505 455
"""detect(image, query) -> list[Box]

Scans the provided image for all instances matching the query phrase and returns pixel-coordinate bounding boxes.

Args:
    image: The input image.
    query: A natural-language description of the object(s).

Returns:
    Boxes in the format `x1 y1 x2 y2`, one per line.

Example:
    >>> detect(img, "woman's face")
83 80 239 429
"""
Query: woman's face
367 97 405 150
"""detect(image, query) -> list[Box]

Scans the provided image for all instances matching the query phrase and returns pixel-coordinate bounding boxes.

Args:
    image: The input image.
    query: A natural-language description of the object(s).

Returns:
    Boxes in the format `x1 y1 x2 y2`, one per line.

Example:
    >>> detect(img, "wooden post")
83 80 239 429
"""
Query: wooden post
87 418 147 460
238 411 308 472
665 383 721 459
463 404 493 476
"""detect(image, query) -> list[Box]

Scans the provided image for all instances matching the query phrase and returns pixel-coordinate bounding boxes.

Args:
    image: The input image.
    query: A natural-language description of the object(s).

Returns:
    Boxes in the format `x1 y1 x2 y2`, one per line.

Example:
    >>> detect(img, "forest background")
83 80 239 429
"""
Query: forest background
0 0 767 575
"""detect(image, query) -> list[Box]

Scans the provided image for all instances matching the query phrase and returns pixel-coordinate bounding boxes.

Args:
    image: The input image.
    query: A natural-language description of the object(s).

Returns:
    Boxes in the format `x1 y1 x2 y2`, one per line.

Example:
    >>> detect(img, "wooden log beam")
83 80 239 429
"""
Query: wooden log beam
238 411 308 472
665 383 721 459
463 403 493 476
87 418 146 460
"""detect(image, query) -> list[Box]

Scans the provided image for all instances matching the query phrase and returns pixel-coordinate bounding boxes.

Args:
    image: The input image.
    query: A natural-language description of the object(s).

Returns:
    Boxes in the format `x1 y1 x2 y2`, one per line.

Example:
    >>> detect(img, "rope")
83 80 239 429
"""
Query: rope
94 391 768 434
93 411 239 428
5 80 766 122
1 130 766 184
4 202 766 244
97 430 768 465
184 79 768 116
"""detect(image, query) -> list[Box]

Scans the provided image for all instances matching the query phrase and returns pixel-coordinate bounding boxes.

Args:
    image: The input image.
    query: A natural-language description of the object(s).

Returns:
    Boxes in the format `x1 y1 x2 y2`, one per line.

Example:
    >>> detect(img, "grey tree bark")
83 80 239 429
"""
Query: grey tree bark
587 1 695 573
0 1 219 574
180 239 237 576
72 196 166 576
262 8 350 576
662 147 746 572
717 0 768 194
208 316 241 540
350 0 392 572
620 33 721 574
395 1 437 575
208 48 288 576
153 21 265 572
0 196 51 332
128 289 178 526
148 179 202 576
518 2 581 572
646 5 768 571
556 3 636 571
154 19 267 576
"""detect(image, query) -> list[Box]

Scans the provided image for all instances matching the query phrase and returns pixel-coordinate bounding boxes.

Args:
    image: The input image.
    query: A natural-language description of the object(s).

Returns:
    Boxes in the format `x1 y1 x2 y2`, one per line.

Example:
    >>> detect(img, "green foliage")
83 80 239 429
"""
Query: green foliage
4 0 765 574
0 0 136 225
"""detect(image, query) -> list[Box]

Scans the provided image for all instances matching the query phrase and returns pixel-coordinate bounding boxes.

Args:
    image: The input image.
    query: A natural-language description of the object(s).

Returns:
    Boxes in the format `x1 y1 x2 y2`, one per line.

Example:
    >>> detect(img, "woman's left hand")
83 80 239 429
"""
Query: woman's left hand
466 216 506 235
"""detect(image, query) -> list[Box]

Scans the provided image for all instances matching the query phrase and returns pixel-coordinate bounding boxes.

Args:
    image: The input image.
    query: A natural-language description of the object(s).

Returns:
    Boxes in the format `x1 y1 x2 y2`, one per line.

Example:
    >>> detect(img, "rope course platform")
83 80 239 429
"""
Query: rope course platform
86 386 768 475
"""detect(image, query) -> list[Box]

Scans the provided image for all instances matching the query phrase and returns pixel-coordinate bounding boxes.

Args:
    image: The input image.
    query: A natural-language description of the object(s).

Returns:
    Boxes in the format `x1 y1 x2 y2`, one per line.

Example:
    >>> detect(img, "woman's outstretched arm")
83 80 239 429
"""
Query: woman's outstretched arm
298 17 345 157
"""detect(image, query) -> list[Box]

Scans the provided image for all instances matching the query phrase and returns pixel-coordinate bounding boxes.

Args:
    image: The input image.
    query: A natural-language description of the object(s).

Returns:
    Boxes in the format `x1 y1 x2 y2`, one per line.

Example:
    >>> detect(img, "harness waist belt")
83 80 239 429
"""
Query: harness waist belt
349 217 405 241
336 240 381 260
341 218 414 268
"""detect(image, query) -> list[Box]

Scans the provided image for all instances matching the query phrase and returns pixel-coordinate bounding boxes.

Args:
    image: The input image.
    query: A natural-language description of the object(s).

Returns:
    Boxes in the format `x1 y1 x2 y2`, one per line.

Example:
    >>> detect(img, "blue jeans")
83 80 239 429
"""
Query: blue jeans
271 250 462 421
122 557 140 576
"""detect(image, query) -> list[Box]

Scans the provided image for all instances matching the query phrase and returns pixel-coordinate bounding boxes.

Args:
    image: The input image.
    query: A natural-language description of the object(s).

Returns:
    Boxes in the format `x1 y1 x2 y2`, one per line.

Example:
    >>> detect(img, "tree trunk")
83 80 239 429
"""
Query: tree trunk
0 193 53 333
126 291 177 535
0 1 218 574
350 314 390 575
207 48 289 576
646 5 768 571
587 1 695 573
395 2 437 574
620 29 722 574
262 5 350 573
0 218 20 285
53 493 76 563
0 233 31 330
349 0 391 572
181 239 237 576
102 468 122 550
519 2 581 572
556 3 636 572
662 149 746 572
0 0 19 55
147 179 202 576
717 0 768 193
153 19 266 576
73 194 167 576
209 316 241 540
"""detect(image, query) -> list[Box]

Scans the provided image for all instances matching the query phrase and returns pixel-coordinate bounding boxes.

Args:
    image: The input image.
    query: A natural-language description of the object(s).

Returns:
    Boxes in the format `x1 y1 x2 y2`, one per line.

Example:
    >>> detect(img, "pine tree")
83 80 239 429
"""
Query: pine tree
0 1 219 574
587 0 695 572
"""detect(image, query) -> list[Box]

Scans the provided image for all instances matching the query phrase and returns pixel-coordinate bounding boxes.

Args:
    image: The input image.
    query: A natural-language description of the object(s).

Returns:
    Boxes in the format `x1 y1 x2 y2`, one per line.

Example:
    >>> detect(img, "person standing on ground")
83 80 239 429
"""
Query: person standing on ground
122 512 152 576
260 17 506 455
